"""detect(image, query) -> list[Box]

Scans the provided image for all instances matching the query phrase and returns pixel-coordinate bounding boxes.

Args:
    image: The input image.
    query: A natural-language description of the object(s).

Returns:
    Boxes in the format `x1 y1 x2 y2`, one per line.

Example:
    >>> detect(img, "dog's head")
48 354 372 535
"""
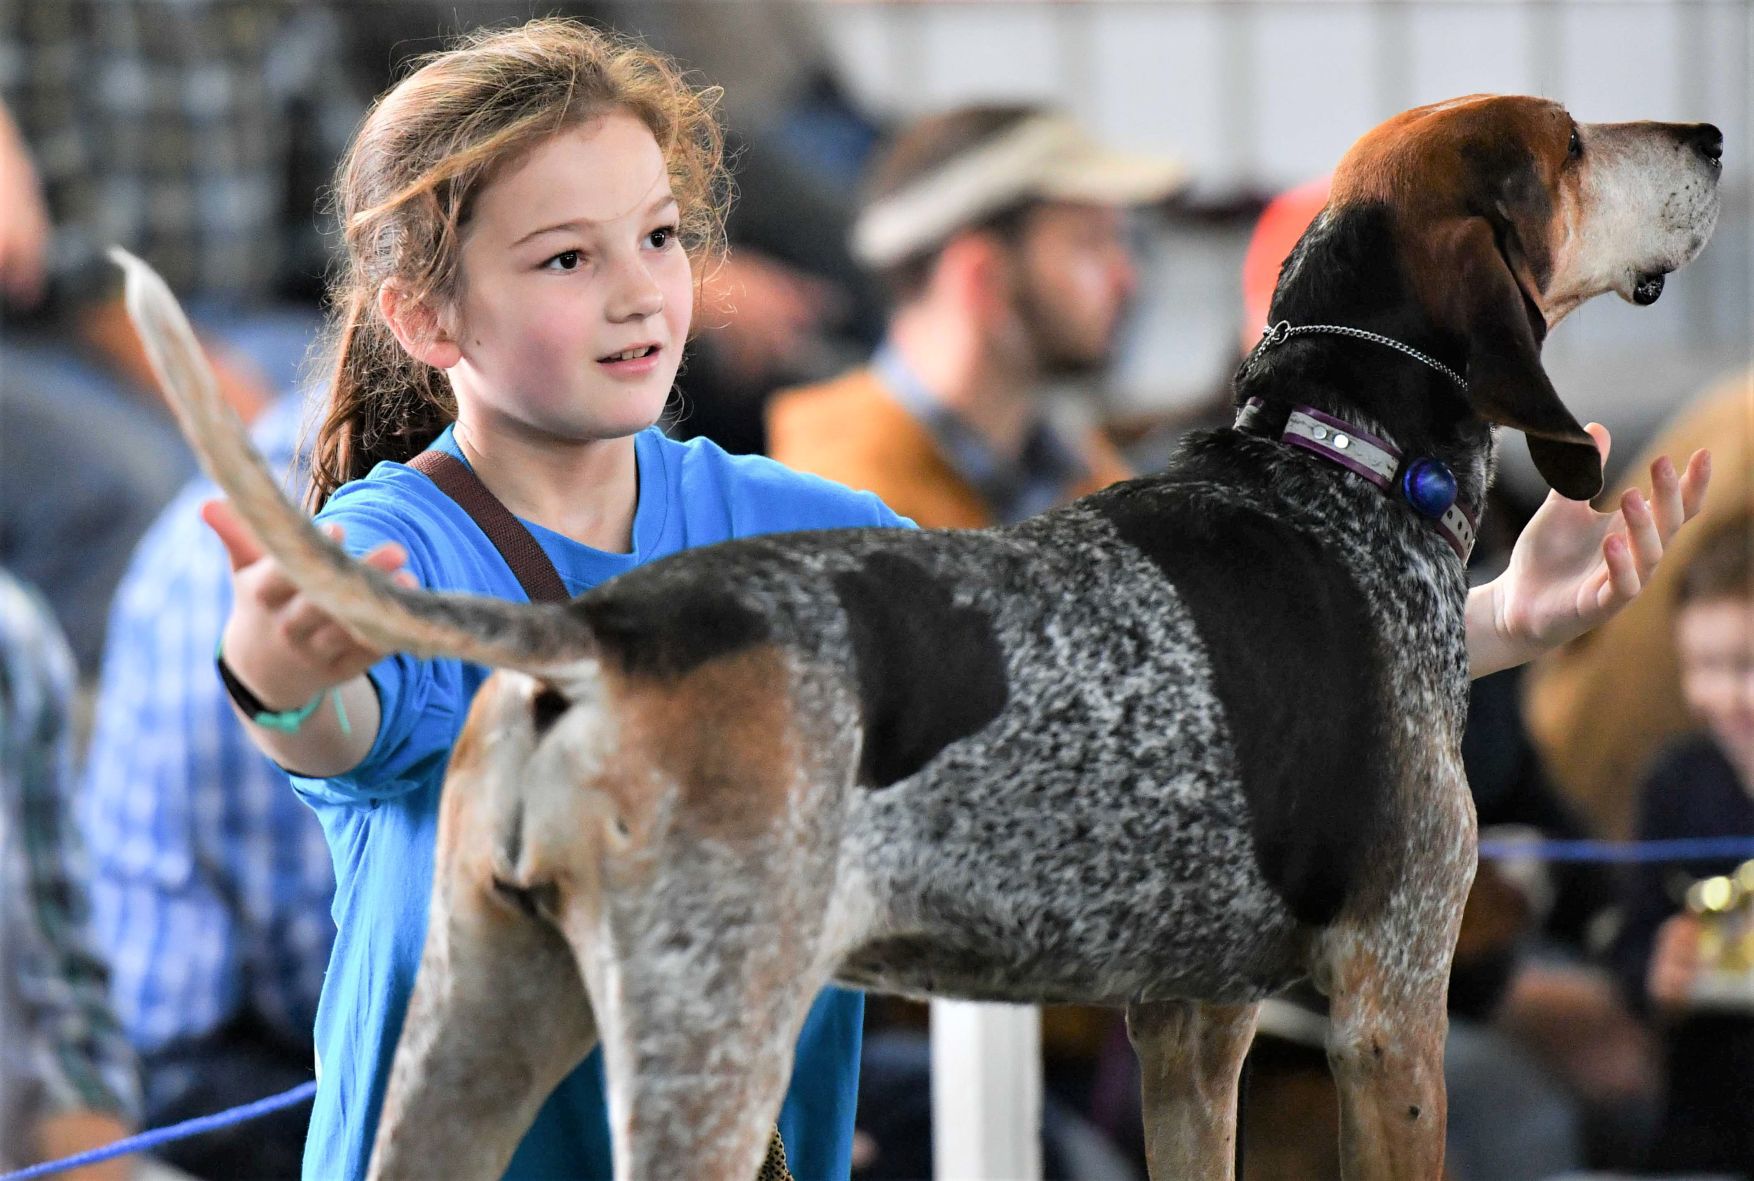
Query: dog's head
1312 95 1722 499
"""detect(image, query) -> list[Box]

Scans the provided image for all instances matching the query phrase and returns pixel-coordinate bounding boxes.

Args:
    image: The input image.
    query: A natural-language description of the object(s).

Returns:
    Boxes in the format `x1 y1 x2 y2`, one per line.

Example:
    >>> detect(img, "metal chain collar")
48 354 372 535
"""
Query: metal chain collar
1256 321 1470 393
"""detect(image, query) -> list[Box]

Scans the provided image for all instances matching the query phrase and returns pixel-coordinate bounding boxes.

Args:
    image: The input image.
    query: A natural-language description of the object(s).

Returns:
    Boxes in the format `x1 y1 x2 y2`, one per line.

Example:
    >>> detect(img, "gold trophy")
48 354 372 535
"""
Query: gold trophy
1684 859 1754 1009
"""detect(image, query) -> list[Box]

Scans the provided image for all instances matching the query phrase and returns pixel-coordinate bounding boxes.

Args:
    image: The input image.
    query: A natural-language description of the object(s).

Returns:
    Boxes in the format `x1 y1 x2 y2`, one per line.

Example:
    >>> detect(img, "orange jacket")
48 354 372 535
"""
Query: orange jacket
766 366 1133 529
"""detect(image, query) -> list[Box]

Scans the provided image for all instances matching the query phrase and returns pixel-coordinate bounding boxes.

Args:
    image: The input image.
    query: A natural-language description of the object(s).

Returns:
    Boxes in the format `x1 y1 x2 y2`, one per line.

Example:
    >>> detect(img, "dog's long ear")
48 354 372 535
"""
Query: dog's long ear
1422 217 1602 500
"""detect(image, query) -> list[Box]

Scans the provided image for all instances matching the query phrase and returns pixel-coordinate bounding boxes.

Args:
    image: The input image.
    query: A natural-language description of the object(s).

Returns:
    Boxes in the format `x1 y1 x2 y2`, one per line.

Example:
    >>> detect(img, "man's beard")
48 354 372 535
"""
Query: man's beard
1009 275 1118 381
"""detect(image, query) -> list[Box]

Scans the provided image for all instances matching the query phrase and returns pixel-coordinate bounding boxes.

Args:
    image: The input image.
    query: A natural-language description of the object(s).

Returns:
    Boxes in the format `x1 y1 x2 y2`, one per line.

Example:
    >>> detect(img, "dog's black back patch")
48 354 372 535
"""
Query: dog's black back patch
579 581 769 679
1096 489 1390 926
833 552 1009 789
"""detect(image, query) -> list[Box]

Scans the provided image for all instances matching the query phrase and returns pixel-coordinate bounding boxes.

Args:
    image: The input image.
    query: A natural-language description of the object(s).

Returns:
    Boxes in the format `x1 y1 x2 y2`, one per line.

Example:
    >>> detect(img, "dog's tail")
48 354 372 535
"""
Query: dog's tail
110 247 597 677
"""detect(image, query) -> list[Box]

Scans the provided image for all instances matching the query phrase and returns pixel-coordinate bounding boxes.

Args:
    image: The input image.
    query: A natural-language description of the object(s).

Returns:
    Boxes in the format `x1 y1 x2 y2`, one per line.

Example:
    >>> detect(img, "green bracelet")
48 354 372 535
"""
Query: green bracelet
215 645 351 736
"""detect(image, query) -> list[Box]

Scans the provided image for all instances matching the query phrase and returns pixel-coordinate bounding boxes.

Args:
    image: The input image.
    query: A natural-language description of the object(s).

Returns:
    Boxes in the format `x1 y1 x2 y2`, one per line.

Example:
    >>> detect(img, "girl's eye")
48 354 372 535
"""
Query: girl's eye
647 225 678 249
544 250 583 272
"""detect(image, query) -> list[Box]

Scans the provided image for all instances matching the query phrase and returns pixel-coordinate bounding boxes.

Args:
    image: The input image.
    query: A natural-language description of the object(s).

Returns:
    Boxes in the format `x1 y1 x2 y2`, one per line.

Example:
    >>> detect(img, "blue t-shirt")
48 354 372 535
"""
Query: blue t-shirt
293 426 910 1180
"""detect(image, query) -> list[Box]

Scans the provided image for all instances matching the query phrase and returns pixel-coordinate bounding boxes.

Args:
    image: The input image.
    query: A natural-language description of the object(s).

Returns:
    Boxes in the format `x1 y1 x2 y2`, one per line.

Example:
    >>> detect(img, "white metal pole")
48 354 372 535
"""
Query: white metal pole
929 1000 1042 1180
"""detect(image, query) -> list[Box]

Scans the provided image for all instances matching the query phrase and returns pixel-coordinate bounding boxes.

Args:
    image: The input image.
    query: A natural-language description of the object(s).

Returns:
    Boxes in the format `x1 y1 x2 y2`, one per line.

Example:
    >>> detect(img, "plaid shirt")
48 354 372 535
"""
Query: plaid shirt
0 570 139 1169
79 394 333 1065
0 0 361 310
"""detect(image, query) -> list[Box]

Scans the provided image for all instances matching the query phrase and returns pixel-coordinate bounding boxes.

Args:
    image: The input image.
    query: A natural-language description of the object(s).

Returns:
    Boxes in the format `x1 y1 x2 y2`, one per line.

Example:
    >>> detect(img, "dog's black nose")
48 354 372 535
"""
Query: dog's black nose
1687 123 1724 165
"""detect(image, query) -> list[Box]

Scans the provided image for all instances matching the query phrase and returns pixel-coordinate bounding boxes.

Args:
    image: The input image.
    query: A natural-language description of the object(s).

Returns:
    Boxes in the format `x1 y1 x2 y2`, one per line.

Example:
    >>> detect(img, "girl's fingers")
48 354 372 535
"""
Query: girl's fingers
361 541 410 574
201 498 265 571
1679 449 1711 521
1600 531 1640 608
1646 455 1684 539
1620 487 1664 582
1581 422 1611 509
218 503 414 634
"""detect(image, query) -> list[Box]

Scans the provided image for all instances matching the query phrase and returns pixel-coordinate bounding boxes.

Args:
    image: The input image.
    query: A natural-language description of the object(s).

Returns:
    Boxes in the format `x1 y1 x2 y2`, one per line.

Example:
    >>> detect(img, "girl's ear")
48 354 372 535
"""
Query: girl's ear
379 282 463 370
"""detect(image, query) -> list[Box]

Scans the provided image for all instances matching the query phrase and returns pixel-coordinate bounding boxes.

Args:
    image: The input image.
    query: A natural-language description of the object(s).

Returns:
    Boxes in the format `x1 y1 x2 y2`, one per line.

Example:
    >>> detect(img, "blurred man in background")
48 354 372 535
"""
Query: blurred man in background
767 103 1184 528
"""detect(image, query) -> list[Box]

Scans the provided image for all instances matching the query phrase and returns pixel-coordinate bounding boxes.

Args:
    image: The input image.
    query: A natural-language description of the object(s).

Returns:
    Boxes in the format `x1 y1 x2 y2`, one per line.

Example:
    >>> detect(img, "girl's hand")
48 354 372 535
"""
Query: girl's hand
1647 911 1703 1013
203 498 414 710
1484 423 1710 668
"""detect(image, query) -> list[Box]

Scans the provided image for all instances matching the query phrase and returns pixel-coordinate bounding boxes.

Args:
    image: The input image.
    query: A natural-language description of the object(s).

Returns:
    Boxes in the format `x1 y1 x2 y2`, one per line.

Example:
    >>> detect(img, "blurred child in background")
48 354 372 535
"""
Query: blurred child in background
1612 510 1754 1179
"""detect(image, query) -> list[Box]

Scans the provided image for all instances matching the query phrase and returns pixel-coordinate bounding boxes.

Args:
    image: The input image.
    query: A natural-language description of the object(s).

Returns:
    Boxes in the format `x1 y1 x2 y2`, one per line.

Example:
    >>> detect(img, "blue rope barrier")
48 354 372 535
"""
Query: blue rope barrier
1479 835 1754 864
0 1081 316 1181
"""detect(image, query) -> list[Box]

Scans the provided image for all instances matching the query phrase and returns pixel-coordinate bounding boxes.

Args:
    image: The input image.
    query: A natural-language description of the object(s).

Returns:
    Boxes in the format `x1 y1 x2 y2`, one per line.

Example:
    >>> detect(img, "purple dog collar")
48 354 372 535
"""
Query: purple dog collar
1236 398 1477 561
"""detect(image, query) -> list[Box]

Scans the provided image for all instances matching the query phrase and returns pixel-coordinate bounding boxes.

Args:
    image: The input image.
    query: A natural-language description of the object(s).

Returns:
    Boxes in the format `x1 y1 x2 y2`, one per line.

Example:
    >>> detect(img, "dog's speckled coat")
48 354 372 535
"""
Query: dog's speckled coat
115 94 1721 1181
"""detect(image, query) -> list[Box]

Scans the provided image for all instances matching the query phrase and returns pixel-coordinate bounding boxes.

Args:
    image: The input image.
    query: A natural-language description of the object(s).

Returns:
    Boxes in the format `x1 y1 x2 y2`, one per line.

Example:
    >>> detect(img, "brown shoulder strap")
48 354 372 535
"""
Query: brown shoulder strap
408 450 571 604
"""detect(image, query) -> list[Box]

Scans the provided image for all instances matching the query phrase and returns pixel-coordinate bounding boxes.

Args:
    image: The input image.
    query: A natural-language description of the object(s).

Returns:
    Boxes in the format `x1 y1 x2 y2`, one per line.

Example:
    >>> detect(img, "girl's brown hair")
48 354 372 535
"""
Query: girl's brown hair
308 18 728 508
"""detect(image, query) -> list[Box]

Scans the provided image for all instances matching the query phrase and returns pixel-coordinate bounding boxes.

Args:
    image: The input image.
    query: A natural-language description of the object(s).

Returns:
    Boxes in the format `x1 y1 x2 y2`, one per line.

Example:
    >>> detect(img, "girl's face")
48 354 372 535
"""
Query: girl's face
1676 595 1754 784
445 112 694 443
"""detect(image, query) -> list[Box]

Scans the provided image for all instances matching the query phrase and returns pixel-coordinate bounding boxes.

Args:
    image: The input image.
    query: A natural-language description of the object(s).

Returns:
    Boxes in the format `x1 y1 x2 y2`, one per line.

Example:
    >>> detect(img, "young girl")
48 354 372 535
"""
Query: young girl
198 18 1713 1181
200 21 901 1179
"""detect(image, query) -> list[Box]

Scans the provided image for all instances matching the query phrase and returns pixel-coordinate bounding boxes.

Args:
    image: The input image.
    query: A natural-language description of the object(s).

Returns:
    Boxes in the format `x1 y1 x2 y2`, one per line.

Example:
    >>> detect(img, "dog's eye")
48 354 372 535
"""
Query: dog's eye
1567 127 1582 158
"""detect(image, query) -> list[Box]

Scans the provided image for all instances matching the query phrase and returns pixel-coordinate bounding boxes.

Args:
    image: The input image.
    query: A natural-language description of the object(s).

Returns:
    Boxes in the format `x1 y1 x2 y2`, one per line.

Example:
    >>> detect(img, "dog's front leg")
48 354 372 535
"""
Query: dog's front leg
366 824 596 1180
1127 999 1260 1181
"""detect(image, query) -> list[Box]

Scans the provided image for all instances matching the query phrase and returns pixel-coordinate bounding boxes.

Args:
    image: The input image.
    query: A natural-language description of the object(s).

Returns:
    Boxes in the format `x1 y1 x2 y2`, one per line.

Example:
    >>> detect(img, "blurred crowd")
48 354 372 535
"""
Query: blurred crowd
1 2 1749 1179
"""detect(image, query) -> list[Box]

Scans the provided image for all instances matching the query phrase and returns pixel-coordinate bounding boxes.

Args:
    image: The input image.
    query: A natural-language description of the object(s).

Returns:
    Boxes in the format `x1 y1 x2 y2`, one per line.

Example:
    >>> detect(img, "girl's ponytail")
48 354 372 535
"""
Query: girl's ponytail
307 287 454 510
